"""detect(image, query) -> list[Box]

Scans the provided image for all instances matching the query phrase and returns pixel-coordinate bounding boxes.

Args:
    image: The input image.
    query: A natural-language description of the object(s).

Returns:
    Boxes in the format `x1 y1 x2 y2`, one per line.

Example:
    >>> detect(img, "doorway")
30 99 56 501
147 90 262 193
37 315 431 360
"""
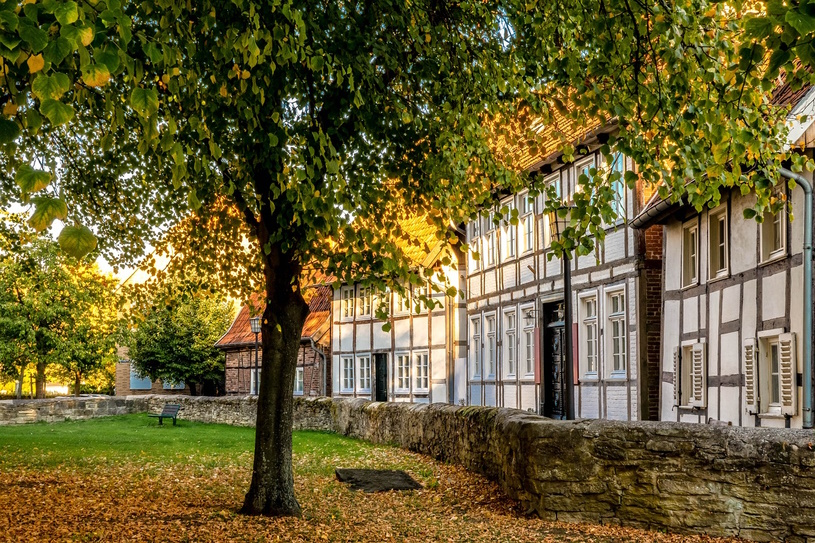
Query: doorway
374 353 388 402
542 302 567 419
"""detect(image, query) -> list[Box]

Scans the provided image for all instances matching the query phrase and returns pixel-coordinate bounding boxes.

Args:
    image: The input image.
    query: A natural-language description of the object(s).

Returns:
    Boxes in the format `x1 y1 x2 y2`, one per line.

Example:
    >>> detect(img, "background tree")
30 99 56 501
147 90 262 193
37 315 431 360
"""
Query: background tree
127 284 233 396
0 0 812 517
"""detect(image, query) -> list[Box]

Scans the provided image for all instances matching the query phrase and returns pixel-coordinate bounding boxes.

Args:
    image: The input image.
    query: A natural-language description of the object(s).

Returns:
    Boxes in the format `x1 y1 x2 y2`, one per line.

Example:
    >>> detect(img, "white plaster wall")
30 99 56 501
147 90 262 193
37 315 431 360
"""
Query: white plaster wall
730 195 757 275
720 332 740 376
708 291 720 377
413 315 429 348
431 315 446 343
394 319 411 351
629 385 638 421
470 384 482 406
332 355 340 394
545 256 561 278
519 255 535 284
484 384 496 407
431 348 446 380
791 184 806 254
683 297 699 335
340 323 354 352
470 275 482 298
454 357 467 405
484 270 497 294
664 224 682 291
791 265 804 372
373 323 391 350
699 294 707 330
604 229 626 263
761 272 787 321
707 386 719 421
661 381 675 421
719 386 741 426
721 285 740 323
606 387 629 420
503 264 517 290
355 322 371 351
742 280 757 339
520 384 536 411
503 384 517 409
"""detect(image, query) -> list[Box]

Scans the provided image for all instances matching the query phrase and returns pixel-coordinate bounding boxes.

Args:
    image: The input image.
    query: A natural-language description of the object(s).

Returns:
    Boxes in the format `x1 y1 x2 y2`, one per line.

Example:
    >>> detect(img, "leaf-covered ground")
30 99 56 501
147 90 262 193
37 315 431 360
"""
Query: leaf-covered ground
0 415 745 542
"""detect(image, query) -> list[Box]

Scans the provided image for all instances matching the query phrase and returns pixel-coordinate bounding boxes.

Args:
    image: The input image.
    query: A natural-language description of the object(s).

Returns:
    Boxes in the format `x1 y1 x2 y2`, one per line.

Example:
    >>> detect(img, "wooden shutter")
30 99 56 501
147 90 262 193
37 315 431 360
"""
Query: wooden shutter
779 333 797 416
690 343 707 408
743 338 758 413
672 347 680 407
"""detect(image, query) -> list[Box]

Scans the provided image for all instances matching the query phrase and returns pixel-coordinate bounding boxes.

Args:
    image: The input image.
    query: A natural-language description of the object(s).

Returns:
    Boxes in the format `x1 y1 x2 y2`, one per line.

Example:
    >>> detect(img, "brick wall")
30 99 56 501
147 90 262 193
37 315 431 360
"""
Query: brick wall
115 361 191 397
224 340 330 396
642 224 664 421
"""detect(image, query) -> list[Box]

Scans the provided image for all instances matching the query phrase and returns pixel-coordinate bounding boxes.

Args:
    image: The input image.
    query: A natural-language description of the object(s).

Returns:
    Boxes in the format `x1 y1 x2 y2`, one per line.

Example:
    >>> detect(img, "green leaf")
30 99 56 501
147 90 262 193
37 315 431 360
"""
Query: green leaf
95 47 120 72
54 1 79 26
15 165 51 193
24 109 42 132
29 196 68 231
82 63 110 86
785 9 815 35
0 118 19 144
0 11 18 32
31 73 71 100
130 87 158 117
43 37 73 65
18 22 48 53
58 224 97 258
40 98 75 125
0 31 21 51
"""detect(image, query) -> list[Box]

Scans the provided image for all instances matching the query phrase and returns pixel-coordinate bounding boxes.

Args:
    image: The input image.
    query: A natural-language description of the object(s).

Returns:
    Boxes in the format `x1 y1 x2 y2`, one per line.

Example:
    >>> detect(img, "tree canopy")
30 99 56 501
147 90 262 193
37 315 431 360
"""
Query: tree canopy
0 0 813 516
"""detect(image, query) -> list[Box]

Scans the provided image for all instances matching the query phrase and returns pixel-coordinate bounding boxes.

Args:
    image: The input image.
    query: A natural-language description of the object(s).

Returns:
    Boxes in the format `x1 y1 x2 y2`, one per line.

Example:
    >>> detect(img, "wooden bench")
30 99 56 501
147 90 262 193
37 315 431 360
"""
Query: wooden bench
148 404 181 426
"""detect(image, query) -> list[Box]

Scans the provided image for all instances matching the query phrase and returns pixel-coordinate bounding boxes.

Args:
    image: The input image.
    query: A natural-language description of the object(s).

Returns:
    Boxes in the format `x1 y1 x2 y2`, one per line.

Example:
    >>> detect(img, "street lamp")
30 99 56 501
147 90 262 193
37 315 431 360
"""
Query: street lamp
249 316 261 395
547 205 576 420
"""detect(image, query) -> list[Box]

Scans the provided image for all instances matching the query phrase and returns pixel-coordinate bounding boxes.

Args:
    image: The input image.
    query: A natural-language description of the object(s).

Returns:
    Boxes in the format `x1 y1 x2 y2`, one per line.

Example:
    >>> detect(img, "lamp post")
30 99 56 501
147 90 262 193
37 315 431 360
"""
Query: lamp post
249 316 261 395
547 206 576 420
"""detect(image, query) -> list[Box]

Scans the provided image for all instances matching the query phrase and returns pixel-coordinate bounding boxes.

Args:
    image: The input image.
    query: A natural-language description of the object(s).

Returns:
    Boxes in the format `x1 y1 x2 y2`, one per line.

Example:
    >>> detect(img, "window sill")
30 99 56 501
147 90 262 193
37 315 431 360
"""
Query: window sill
294 392 304 396
760 251 788 266
708 271 729 283
758 411 787 420
582 373 598 381
680 281 699 292
394 389 410 394
608 371 627 380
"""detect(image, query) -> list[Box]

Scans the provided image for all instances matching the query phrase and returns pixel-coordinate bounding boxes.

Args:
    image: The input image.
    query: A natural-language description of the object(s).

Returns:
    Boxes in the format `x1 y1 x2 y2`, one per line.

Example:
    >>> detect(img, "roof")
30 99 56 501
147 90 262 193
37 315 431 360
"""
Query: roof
630 81 815 230
214 286 332 349
494 99 610 173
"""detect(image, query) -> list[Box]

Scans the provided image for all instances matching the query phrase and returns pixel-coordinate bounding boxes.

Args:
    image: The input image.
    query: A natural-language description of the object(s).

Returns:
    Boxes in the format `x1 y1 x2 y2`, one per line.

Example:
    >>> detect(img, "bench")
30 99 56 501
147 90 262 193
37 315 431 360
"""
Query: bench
148 404 181 426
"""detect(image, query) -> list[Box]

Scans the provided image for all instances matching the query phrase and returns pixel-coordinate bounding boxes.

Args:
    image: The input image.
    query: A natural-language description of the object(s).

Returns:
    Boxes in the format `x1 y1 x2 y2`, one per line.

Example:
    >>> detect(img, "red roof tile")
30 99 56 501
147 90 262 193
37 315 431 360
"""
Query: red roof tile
215 287 332 349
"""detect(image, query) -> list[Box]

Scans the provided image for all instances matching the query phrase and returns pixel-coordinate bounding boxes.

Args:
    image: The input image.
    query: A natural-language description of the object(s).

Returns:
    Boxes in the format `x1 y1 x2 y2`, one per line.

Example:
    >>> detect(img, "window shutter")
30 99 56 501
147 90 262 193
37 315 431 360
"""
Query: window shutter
672 347 680 407
779 333 797 416
690 343 707 408
743 338 758 413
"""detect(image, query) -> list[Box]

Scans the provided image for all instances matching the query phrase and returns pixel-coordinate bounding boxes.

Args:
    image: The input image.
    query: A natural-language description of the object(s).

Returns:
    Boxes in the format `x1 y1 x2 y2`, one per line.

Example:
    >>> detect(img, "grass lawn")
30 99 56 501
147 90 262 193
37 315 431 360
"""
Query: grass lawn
0 415 743 542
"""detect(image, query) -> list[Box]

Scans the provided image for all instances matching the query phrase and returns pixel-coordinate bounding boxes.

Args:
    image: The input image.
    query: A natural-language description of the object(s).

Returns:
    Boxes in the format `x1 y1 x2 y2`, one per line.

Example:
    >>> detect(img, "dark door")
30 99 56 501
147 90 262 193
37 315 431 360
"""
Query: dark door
374 354 388 402
542 302 567 419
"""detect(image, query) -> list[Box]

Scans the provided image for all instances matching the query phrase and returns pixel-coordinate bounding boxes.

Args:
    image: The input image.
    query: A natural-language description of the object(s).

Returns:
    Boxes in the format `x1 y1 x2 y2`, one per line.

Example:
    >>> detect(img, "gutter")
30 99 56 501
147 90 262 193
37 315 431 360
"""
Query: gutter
780 167 813 429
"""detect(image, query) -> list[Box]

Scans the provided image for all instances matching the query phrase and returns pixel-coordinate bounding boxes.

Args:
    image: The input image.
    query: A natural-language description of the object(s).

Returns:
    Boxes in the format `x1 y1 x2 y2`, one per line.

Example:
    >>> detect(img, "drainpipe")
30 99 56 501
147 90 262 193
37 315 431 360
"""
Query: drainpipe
780 167 813 429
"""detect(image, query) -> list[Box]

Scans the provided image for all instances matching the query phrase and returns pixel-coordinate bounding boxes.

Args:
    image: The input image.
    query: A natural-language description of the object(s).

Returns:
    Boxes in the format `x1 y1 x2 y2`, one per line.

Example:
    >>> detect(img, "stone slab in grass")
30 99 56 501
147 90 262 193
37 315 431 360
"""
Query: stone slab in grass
335 468 422 493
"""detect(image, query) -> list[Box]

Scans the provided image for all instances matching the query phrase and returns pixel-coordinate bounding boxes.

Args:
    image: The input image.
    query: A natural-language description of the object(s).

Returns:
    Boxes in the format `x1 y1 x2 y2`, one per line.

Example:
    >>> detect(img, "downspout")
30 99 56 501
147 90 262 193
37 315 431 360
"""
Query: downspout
307 338 328 397
780 167 813 429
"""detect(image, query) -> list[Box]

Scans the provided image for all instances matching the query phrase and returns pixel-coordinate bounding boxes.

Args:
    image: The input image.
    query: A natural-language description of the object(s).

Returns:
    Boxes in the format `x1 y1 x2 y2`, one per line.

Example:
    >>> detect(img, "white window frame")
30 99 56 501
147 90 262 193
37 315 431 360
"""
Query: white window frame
470 317 482 379
580 292 598 379
754 329 797 417
341 286 355 321
413 283 427 314
521 305 536 377
543 174 560 248
503 310 517 378
358 286 372 318
341 356 354 393
520 192 535 254
682 221 699 288
396 352 411 392
608 152 626 222
413 351 429 392
394 287 410 315
485 313 497 379
606 288 627 378
574 156 595 202
357 354 371 393
761 192 787 263
708 207 729 280
294 367 304 396
501 198 516 261
468 219 481 272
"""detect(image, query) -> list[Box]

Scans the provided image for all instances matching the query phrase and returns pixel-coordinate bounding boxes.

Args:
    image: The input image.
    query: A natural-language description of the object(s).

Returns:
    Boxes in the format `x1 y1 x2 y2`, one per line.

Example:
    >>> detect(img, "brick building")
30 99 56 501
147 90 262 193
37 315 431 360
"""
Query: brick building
115 345 192 396
216 286 332 396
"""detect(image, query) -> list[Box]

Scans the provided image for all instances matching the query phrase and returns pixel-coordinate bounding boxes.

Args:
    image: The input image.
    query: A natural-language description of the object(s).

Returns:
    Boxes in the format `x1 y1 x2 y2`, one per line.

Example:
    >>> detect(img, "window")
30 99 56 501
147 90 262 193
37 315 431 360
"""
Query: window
504 311 516 376
672 343 707 408
414 284 427 314
682 222 698 287
414 352 429 392
609 152 626 219
708 209 728 278
520 193 534 253
746 333 797 416
521 307 535 375
357 355 371 392
574 157 595 202
581 296 598 376
469 220 481 271
162 380 185 390
470 318 481 378
358 287 372 317
485 230 497 267
395 288 410 314
341 287 355 319
129 366 151 390
485 314 496 378
341 356 354 392
761 193 787 262
396 353 410 391
502 200 516 260
607 291 626 376
294 367 304 395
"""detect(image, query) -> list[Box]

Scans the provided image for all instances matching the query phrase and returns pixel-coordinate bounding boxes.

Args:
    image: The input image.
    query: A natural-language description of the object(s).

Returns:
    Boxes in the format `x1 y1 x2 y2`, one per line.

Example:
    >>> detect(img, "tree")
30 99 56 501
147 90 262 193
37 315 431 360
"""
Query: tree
0 0 812 517
127 284 233 396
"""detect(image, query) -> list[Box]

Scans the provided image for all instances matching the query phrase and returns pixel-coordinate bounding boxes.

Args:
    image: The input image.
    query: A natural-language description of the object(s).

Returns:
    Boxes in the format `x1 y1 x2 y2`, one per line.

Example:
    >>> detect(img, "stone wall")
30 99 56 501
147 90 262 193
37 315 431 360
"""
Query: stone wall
4 396 815 541
0 397 147 425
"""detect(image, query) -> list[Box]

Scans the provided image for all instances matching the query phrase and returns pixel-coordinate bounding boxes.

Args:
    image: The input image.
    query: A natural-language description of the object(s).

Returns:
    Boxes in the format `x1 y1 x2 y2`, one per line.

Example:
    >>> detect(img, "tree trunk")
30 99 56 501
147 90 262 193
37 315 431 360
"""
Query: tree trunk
74 373 81 397
189 382 198 396
35 361 46 399
15 373 23 399
240 250 309 517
